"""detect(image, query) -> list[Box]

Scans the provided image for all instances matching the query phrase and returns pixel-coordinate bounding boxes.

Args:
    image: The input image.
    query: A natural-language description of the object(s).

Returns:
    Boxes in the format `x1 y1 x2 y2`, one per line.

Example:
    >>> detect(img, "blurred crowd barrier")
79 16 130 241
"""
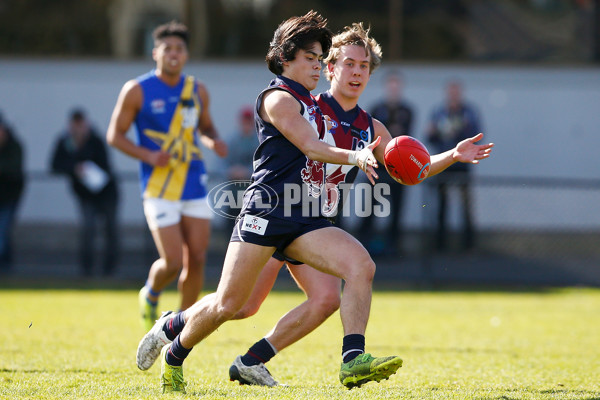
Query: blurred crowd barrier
6 172 600 287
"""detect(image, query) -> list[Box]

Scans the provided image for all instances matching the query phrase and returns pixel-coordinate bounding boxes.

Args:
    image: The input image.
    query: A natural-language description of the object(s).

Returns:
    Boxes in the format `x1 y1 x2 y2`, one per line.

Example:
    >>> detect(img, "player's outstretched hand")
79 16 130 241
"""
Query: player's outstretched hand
349 136 381 184
454 133 494 164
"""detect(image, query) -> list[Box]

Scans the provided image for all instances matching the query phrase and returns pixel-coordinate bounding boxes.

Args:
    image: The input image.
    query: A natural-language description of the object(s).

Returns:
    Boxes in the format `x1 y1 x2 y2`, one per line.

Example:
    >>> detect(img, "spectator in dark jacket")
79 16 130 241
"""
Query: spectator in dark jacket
50 108 119 276
426 80 483 251
0 113 25 273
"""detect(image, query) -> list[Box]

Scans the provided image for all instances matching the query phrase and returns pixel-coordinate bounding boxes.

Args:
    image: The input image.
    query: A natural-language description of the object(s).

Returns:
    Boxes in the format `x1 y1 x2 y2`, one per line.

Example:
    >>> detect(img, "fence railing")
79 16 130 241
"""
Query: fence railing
6 171 600 287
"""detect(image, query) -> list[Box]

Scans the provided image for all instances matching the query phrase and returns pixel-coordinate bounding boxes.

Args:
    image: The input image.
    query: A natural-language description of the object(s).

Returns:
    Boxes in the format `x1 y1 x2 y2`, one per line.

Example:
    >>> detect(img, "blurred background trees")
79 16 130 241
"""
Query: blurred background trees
0 0 597 63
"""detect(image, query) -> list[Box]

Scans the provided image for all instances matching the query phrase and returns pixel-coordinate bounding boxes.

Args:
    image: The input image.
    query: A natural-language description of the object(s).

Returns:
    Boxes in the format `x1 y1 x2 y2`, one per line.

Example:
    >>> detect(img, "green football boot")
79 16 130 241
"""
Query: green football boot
138 286 157 332
160 344 187 394
339 353 403 389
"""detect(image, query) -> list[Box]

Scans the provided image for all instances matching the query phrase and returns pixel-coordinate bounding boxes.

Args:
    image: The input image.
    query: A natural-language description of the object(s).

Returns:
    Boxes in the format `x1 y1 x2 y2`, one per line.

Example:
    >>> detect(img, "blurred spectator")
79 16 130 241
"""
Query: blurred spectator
224 105 258 227
50 108 120 276
573 0 594 60
0 113 25 273
356 71 415 256
226 105 258 181
426 79 482 251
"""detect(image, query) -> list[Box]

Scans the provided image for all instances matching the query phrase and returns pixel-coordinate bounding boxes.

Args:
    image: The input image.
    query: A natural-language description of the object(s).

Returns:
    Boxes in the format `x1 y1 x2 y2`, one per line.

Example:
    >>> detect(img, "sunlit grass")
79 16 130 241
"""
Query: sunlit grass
1 287 599 399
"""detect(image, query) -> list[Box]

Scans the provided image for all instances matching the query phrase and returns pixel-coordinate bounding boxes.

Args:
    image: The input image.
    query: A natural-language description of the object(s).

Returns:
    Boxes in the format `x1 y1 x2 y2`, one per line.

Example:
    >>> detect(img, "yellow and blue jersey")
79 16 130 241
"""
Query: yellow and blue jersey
134 70 207 200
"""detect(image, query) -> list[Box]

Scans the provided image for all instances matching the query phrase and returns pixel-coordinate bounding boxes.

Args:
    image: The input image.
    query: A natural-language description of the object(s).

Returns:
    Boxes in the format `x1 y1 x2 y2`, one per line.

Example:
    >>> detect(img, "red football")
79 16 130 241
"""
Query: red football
384 136 431 185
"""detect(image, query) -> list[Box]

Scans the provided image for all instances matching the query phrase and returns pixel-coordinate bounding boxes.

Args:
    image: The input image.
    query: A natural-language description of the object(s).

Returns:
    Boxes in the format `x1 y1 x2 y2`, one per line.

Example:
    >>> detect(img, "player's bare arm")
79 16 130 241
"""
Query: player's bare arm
196 81 228 158
106 80 170 167
261 89 379 181
371 118 393 165
428 133 494 177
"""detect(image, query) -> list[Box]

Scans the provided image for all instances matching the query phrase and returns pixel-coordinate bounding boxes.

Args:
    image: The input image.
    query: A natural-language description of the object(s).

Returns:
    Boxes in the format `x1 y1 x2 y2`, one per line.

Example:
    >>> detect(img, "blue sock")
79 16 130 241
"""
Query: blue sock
145 282 160 306
165 336 192 367
342 334 365 363
146 297 158 307
241 338 277 366
162 311 186 341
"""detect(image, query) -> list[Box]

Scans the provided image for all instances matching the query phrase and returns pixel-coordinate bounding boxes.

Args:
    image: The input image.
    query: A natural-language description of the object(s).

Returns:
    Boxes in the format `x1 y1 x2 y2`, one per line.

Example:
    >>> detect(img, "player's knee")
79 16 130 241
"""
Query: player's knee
187 250 207 268
311 291 341 316
152 257 181 280
185 298 235 327
345 255 376 283
163 255 183 274
364 259 376 280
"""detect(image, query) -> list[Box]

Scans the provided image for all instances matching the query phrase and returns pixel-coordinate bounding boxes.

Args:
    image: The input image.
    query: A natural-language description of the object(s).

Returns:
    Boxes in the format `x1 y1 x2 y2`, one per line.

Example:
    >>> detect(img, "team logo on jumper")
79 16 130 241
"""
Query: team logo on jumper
150 99 166 114
301 158 325 198
327 118 338 134
241 214 268 235
306 105 318 122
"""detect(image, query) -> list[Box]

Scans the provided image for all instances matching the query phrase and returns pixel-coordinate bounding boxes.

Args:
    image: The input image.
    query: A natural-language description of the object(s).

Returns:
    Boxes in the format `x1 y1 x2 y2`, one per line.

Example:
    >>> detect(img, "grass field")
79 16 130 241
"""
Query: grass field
1 286 599 399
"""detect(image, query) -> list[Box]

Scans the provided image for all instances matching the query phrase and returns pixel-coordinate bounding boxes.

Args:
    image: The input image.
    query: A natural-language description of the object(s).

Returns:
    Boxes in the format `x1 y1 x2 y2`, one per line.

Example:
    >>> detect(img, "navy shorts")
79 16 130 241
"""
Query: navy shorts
230 213 332 256
272 250 303 266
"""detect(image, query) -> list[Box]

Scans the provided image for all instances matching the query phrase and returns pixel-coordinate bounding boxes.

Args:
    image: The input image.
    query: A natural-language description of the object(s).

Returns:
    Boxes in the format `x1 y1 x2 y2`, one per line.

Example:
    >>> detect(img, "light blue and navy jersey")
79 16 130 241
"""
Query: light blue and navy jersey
241 75 327 223
316 90 374 217
134 70 207 200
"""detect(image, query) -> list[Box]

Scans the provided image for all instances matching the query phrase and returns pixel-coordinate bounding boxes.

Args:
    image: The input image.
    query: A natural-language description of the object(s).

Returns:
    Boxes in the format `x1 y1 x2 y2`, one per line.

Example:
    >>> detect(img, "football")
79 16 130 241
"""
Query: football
384 136 431 185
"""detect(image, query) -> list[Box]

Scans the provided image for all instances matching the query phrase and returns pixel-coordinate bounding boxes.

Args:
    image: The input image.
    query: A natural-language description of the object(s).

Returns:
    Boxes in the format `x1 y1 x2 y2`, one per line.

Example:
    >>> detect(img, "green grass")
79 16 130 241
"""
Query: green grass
1 287 599 399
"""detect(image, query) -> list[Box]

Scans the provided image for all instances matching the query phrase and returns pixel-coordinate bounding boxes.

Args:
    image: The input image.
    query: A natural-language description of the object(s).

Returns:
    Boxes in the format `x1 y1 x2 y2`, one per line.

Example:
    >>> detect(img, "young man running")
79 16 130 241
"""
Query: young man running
107 21 228 331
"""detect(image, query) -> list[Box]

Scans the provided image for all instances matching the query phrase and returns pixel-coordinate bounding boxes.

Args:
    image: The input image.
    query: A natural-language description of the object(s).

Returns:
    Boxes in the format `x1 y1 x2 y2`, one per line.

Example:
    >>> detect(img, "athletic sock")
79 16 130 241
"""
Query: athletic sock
165 336 192 367
342 334 365 363
162 311 186 341
146 297 158 307
145 282 160 305
241 338 277 366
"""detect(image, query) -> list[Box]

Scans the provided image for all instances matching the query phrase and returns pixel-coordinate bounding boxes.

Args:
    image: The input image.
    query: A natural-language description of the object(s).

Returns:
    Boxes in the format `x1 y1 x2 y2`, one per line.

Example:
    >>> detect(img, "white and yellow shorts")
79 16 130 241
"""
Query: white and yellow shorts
143 197 213 230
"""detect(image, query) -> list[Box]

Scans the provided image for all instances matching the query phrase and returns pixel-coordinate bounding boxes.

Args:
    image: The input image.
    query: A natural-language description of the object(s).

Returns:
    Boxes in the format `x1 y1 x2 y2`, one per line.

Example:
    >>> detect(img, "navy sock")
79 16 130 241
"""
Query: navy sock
342 334 365 363
165 336 192 367
241 338 277 366
162 311 186 341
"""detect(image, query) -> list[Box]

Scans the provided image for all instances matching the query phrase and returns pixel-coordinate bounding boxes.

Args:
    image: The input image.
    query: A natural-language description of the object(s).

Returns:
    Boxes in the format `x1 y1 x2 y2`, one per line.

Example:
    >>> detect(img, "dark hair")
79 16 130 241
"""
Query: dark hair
266 10 332 75
152 20 189 46
69 108 86 122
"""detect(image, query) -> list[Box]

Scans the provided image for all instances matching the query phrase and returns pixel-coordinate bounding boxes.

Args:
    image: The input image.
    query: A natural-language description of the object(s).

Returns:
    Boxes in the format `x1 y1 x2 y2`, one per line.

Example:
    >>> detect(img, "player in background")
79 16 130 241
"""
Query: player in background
225 23 495 387
106 21 228 331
